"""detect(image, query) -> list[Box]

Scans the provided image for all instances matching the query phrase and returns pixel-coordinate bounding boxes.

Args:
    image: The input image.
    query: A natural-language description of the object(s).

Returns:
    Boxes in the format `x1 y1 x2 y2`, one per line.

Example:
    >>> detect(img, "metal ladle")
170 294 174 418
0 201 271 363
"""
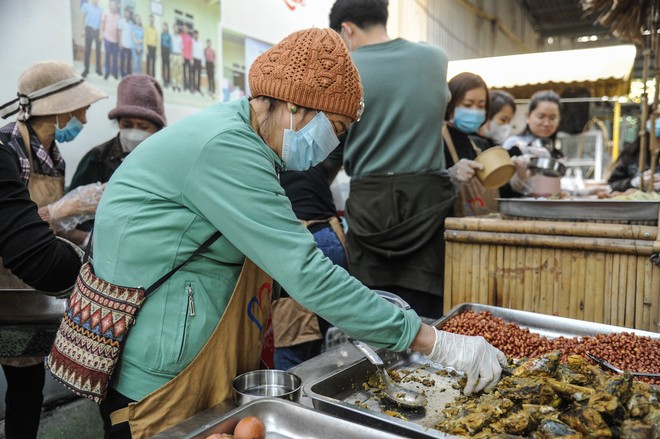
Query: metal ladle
586 353 660 378
349 339 428 408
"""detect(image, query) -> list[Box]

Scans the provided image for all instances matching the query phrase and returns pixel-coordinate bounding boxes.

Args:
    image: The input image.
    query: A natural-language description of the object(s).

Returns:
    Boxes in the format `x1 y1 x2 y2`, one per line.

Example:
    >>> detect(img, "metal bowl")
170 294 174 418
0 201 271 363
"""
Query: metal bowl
528 156 567 177
232 369 302 406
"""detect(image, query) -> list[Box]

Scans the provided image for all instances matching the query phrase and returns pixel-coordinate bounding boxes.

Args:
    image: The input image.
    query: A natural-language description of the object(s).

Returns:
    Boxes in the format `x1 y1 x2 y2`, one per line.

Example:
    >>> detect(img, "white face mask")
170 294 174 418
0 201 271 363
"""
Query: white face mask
119 128 152 152
483 121 511 145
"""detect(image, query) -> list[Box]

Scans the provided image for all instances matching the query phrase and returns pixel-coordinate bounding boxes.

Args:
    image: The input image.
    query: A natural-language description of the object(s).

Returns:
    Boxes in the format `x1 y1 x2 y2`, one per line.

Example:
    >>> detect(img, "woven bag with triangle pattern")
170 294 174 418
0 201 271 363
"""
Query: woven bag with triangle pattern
46 232 220 403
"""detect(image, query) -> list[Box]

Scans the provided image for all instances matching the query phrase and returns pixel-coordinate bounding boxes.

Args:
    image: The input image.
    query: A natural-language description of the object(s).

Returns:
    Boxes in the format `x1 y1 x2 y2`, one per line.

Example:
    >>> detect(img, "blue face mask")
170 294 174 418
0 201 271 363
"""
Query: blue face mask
282 111 339 171
54 114 84 143
646 118 660 138
452 107 486 134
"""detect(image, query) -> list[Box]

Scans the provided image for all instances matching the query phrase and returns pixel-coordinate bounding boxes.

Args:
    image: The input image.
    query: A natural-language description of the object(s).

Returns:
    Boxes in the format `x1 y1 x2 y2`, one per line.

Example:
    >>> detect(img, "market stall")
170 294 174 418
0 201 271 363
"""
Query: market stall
154 304 660 438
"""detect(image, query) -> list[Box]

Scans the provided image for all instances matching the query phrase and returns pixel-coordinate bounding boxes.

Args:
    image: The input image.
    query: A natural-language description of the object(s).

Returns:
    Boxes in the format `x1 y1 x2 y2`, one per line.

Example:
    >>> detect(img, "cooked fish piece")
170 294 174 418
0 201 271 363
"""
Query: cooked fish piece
500 409 537 435
556 364 590 386
603 371 632 402
566 355 607 387
559 405 612 438
588 390 625 420
497 376 559 406
545 378 595 402
620 419 655 439
627 392 651 418
514 351 561 378
539 418 583 438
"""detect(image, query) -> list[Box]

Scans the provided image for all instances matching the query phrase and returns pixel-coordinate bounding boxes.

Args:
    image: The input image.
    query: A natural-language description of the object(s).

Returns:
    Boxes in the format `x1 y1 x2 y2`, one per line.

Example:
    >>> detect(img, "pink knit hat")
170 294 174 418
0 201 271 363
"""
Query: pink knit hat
108 75 167 127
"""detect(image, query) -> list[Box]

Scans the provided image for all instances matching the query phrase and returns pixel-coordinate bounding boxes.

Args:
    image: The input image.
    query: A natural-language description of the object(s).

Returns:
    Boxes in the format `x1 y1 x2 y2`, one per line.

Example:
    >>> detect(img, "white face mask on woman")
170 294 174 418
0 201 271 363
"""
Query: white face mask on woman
483 120 511 145
119 128 152 152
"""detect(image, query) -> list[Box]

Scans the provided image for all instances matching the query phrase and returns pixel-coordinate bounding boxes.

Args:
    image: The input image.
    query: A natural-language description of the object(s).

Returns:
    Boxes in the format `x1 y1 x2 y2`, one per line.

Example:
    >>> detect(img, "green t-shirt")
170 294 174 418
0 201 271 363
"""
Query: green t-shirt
343 38 449 178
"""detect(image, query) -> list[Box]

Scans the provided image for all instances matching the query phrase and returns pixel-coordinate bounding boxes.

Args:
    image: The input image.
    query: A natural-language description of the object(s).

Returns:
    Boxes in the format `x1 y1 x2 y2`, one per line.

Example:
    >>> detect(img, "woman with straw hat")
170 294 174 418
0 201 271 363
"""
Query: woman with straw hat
0 60 106 439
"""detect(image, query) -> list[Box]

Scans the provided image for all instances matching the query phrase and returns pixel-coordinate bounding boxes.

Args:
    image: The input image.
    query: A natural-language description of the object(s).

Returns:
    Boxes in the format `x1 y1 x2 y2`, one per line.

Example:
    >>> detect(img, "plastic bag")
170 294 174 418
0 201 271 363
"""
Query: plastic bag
39 182 107 232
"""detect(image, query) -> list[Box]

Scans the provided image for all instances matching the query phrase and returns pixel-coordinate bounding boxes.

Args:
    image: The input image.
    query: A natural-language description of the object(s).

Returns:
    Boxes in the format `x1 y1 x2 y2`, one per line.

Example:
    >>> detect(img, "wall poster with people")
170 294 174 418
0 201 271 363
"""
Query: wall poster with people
71 0 220 108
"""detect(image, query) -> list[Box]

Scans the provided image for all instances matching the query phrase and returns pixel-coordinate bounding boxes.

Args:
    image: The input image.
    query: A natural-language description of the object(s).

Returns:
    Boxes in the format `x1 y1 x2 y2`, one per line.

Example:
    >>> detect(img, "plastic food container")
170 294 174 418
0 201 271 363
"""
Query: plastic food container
232 369 302 406
474 146 516 188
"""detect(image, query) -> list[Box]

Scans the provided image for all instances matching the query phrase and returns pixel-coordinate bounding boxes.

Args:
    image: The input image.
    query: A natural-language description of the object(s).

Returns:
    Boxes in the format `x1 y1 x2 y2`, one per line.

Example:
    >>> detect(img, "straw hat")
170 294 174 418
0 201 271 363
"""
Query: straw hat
248 28 364 122
0 60 107 121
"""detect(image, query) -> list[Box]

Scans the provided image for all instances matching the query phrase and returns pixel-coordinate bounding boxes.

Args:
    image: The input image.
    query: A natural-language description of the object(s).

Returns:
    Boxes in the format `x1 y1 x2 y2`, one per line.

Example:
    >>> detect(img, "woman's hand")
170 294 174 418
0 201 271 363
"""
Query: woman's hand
423 328 507 395
448 158 483 184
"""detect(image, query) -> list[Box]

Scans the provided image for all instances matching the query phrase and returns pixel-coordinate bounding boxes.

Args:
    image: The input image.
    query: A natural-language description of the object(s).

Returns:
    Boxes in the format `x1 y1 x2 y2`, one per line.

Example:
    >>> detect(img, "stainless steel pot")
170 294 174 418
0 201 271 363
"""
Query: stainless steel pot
528 156 567 177
232 369 302 406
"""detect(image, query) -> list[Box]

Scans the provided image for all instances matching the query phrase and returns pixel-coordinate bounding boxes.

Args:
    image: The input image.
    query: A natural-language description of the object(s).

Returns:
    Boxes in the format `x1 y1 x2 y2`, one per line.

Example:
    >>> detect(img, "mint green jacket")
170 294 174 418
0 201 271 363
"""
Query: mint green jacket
93 98 422 400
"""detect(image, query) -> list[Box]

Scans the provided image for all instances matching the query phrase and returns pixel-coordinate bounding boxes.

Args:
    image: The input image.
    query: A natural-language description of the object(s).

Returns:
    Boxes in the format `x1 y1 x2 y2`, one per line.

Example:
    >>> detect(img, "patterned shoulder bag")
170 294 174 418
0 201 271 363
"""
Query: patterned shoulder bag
47 231 222 403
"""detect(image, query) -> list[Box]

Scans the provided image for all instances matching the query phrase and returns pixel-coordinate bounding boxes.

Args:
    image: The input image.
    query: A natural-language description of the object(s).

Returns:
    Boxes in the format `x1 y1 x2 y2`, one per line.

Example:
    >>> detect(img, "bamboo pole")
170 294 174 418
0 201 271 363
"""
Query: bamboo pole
444 217 657 241
584 254 596 323
625 256 637 329
576 251 587 321
445 230 657 256
515 246 525 312
593 252 606 324
539 248 550 315
639 260 650 330
617 255 628 327
559 250 572 317
652 264 660 333
603 253 613 325
443 241 453 313
495 245 504 307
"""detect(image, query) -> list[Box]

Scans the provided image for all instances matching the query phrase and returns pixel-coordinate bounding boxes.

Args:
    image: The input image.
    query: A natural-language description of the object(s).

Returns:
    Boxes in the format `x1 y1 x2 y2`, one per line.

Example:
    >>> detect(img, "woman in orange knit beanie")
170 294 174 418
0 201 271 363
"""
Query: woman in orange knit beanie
86 27 504 438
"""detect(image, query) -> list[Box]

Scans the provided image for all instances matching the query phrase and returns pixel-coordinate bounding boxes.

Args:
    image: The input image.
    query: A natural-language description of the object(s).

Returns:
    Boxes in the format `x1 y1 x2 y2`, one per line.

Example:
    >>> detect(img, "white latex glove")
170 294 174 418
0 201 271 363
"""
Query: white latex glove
425 328 508 396
631 175 641 189
38 182 107 232
523 145 552 158
448 158 483 185
509 155 533 195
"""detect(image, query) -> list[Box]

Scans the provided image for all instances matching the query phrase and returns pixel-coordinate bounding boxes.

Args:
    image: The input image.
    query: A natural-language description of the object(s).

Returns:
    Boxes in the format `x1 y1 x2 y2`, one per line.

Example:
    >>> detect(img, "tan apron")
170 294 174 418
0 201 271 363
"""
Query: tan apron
442 125 498 217
110 258 273 438
0 123 65 367
272 216 346 348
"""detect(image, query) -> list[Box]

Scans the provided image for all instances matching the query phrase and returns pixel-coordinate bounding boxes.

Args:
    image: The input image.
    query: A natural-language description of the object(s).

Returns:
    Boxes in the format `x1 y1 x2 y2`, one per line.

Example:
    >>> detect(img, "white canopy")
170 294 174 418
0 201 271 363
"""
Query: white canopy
447 45 637 96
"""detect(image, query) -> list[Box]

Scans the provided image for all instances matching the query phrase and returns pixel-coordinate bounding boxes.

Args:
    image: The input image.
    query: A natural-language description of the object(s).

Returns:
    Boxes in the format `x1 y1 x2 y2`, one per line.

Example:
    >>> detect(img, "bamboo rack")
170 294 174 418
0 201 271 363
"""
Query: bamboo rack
443 217 660 332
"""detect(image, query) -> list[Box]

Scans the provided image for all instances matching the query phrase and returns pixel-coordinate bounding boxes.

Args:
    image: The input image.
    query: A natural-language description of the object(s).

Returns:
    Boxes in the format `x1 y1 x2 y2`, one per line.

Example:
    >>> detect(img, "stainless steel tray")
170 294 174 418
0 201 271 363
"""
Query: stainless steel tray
0 289 67 356
498 197 660 222
308 304 660 439
152 397 407 439
436 303 660 340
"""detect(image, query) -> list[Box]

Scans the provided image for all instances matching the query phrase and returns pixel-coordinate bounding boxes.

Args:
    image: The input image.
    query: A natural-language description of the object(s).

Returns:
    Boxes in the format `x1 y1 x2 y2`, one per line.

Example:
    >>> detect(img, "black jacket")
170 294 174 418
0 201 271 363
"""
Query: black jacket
0 135 81 292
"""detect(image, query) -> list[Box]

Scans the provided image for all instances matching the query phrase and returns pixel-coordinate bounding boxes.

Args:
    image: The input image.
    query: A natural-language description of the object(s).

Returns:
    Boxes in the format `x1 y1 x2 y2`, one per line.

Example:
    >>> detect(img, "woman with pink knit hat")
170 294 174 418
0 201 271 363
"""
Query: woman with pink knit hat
65 74 166 242
52 28 504 437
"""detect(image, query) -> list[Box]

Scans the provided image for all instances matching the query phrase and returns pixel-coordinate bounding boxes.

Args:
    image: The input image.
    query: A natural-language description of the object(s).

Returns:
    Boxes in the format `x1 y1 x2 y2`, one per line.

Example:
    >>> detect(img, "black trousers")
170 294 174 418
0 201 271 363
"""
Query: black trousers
161 47 170 85
193 59 202 91
146 46 157 77
183 58 191 90
84 26 101 74
99 387 135 438
2 362 46 439
206 61 215 93
120 48 132 77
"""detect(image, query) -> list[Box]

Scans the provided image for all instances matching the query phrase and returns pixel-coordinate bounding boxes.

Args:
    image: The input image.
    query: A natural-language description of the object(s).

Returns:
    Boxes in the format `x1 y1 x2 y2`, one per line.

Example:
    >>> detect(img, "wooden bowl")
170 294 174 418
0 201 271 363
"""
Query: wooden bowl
474 146 515 188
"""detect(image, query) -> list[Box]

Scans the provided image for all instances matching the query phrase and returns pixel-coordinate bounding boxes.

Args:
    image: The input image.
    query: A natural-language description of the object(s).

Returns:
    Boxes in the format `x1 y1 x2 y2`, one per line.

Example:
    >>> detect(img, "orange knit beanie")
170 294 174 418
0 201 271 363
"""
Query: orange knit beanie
248 28 364 122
